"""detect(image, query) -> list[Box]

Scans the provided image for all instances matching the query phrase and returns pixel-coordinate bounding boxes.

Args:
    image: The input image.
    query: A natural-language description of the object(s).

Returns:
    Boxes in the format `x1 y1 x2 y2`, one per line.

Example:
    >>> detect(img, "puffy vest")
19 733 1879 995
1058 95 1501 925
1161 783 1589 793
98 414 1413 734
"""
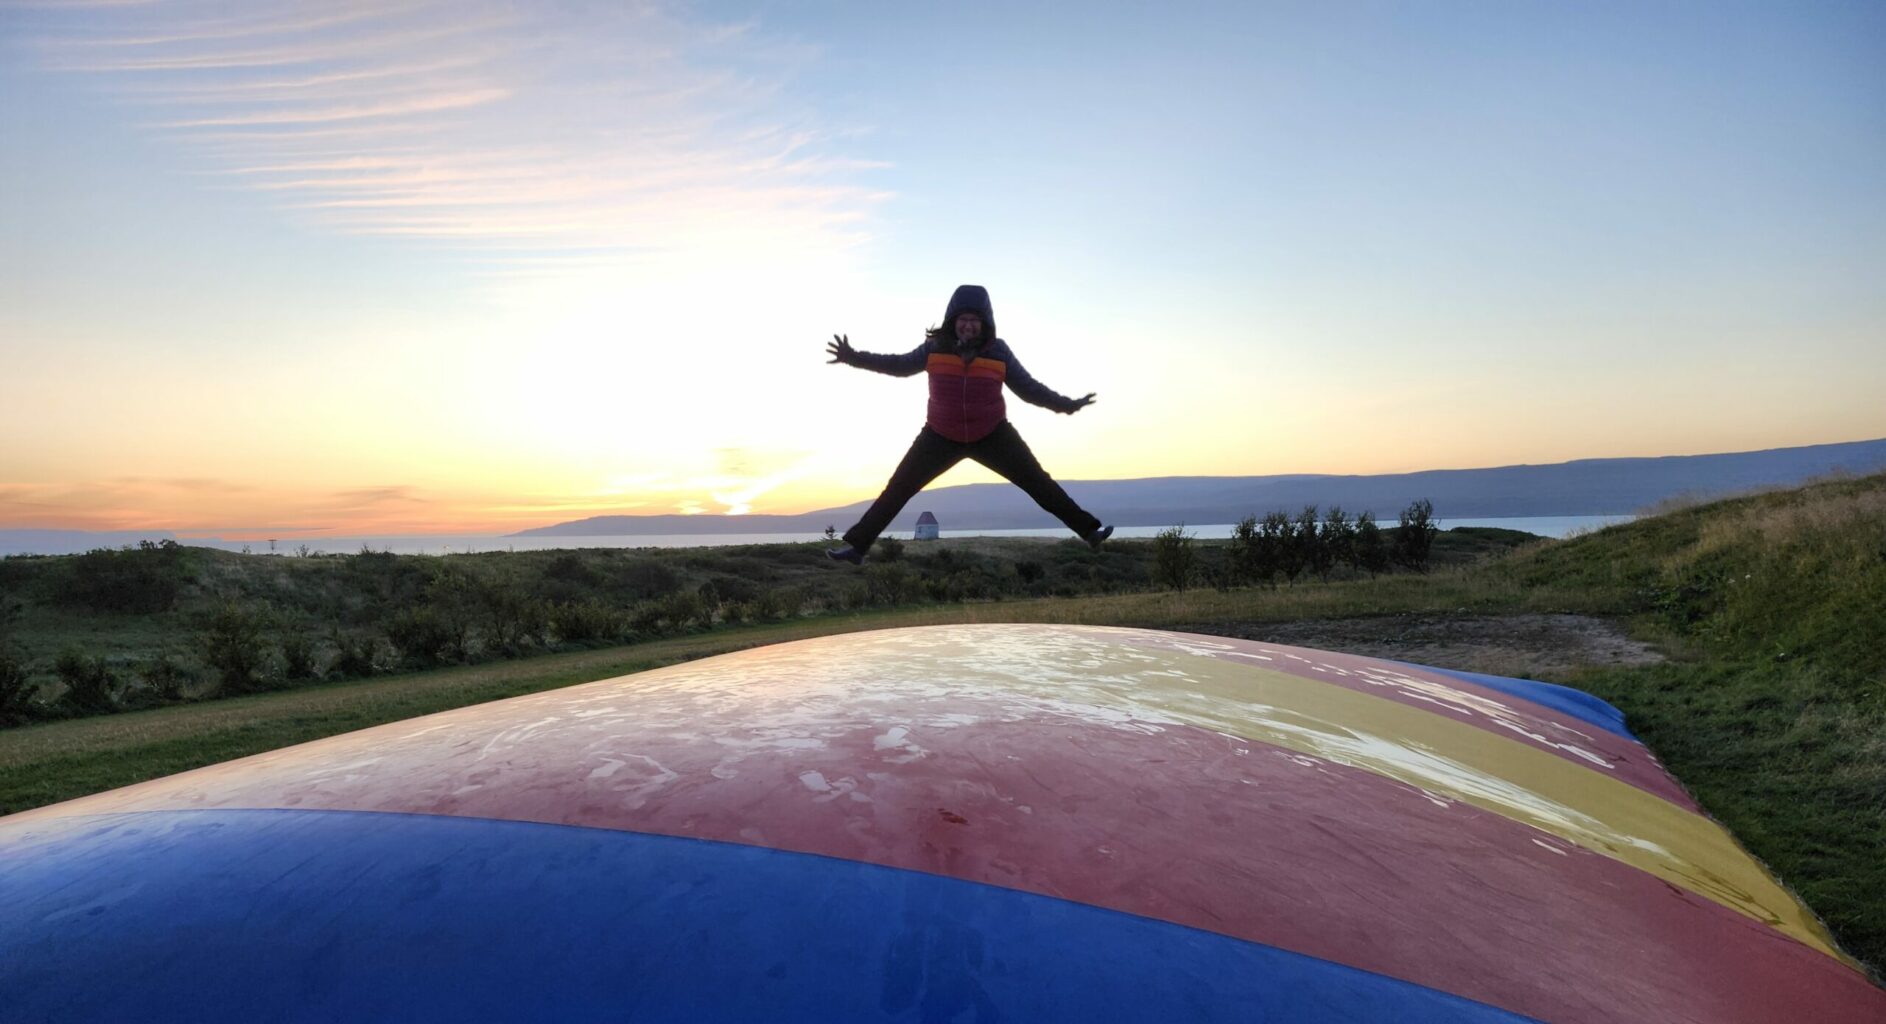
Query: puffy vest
925 349 1009 442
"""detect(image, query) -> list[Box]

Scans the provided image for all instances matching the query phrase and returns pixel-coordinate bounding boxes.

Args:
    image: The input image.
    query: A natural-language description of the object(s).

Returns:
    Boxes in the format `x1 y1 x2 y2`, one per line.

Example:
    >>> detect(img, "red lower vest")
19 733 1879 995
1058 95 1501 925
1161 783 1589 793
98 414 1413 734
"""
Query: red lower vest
925 352 1007 442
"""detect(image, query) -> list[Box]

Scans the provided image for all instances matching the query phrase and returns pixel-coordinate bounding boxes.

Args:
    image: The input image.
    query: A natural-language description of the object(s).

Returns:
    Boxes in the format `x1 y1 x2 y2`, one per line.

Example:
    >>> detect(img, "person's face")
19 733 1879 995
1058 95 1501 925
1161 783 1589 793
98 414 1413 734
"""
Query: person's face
954 311 983 342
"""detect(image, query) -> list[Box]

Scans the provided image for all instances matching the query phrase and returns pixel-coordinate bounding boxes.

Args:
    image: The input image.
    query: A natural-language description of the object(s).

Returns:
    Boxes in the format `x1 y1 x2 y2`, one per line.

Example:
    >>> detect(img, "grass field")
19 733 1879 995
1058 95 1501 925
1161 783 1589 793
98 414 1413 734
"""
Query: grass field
3 473 1883 976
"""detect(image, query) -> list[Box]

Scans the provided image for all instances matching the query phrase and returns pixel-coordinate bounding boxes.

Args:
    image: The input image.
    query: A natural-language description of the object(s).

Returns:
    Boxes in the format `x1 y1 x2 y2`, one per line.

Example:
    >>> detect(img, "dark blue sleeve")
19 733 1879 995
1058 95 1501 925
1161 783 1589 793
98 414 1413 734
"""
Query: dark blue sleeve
847 343 927 377
997 341 1081 413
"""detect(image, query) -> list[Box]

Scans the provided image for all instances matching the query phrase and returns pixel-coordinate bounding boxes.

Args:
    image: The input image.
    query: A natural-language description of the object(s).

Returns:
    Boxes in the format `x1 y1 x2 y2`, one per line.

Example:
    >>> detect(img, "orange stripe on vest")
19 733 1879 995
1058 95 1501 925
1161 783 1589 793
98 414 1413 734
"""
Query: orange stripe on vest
926 353 1007 380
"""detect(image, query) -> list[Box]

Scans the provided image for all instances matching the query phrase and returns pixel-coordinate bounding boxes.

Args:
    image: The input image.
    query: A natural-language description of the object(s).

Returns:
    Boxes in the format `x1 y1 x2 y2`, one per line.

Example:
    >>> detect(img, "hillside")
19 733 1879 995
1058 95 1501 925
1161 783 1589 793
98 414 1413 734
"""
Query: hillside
1491 473 1886 972
520 436 1886 534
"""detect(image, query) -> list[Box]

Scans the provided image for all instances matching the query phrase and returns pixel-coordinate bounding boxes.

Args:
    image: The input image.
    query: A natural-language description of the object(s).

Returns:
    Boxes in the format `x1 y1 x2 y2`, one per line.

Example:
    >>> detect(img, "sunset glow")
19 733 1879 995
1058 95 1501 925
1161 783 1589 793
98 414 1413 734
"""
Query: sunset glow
3 2 1882 537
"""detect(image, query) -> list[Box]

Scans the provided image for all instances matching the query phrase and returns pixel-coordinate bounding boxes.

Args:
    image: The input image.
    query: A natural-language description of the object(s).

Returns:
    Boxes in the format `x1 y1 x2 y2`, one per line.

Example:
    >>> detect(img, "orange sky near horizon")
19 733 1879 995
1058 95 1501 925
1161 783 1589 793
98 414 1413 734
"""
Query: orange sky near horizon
5 421 1880 541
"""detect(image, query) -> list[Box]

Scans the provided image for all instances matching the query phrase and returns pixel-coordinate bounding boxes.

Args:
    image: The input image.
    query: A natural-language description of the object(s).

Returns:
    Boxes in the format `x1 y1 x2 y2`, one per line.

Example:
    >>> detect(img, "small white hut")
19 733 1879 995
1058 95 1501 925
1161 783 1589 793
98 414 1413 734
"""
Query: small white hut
914 511 940 541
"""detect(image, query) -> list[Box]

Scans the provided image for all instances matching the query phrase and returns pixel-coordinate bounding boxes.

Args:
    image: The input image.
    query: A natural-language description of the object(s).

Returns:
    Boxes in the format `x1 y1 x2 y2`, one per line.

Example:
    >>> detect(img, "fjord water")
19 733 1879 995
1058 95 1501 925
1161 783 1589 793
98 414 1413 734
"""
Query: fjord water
133 515 1633 558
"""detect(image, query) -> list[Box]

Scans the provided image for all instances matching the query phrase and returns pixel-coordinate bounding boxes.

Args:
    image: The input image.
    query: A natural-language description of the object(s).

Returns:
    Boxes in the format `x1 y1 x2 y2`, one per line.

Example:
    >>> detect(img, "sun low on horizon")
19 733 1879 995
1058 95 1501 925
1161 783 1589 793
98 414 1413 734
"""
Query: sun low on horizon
3 1 1882 540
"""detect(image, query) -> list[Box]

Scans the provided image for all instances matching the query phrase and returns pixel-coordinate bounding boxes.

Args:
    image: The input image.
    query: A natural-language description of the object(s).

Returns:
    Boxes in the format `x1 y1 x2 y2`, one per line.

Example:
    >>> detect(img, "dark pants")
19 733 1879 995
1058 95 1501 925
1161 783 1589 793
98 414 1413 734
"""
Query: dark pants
844 422 1102 551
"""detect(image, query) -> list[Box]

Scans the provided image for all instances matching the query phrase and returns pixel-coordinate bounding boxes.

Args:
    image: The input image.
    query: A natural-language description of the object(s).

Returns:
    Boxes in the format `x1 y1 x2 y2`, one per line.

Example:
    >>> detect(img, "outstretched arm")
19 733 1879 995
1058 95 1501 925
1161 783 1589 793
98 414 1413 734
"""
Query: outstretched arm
1001 342 1097 414
825 334 926 377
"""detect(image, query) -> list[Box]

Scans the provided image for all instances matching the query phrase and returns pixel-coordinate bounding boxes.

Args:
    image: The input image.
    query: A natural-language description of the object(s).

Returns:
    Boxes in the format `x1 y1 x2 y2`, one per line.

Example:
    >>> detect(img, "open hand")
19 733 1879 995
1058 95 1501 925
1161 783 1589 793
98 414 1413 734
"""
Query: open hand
825 333 855 365
1068 393 1097 413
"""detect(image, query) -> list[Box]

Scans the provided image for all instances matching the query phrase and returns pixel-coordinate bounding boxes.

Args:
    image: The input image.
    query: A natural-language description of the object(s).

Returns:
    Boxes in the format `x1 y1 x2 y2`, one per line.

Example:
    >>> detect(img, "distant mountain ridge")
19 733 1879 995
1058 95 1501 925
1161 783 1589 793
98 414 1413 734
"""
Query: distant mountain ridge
513 437 1886 537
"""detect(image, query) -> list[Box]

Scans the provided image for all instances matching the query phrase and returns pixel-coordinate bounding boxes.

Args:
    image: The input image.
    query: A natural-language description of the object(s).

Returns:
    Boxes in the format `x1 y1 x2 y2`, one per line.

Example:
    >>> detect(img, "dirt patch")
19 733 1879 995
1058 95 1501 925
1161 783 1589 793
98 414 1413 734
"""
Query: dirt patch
1183 613 1664 683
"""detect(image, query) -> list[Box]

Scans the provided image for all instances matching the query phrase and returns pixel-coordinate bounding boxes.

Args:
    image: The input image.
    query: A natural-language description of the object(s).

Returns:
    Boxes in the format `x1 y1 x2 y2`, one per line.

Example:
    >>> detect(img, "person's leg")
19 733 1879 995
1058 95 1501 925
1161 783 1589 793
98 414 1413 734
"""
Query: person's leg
842 428 963 552
969 422 1103 538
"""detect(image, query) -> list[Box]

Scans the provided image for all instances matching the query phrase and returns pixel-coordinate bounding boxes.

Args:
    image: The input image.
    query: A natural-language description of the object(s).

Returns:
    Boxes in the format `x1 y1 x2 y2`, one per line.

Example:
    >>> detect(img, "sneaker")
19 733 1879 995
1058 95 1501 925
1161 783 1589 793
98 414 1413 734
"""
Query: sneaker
1084 525 1114 550
825 544 865 565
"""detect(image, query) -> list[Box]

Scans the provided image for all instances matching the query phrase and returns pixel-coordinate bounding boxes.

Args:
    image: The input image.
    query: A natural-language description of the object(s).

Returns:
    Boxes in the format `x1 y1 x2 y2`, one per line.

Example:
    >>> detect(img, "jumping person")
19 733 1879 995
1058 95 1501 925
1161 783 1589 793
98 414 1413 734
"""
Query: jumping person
822 284 1113 564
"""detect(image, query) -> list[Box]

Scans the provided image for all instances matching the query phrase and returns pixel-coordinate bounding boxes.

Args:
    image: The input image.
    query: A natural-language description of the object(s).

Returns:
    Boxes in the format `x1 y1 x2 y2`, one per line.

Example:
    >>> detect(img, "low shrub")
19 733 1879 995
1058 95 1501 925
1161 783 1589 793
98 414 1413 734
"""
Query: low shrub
386 606 459 666
864 564 921 606
55 649 120 716
140 652 193 702
199 602 274 694
280 631 321 682
552 599 623 644
0 647 42 726
1394 499 1439 571
52 540 190 614
1152 525 1197 590
1320 507 1357 578
328 629 380 679
751 588 798 621
611 559 683 601
1292 507 1325 581
1355 513 1390 575
657 589 708 631
482 585 551 657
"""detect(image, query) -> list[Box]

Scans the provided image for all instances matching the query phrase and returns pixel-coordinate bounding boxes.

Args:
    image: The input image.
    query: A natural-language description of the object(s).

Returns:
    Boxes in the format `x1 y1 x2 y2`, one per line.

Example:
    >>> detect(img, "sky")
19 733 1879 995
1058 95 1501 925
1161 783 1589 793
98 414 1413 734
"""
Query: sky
2 0 1882 539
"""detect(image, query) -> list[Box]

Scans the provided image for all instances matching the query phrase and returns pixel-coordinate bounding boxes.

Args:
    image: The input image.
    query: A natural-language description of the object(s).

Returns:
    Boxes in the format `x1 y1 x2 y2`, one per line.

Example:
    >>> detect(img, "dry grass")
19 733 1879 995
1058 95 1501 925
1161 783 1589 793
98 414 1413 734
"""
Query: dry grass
1697 488 1886 550
1635 468 1862 518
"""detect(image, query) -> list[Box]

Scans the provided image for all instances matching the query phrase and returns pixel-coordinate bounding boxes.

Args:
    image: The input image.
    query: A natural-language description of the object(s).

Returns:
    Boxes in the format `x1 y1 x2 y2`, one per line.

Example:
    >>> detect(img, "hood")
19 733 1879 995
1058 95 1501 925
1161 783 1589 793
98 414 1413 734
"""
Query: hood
942 284 996 350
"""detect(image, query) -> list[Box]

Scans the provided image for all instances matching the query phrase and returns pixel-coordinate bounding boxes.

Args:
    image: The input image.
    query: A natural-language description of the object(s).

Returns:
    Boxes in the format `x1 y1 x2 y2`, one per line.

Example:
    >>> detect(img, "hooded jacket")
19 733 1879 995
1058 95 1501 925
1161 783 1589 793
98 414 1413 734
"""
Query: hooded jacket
844 284 1084 442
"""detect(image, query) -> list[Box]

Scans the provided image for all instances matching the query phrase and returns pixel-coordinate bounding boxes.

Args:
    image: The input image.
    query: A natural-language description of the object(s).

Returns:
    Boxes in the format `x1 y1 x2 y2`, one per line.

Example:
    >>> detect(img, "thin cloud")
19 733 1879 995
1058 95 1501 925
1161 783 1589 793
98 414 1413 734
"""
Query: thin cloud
42 15 512 73
0 477 569 534
22 0 885 265
0 477 258 530
169 524 330 534
480 499 652 517
326 486 428 506
118 53 495 98
76 2 427 48
138 477 256 493
160 87 510 127
3 2 161 9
